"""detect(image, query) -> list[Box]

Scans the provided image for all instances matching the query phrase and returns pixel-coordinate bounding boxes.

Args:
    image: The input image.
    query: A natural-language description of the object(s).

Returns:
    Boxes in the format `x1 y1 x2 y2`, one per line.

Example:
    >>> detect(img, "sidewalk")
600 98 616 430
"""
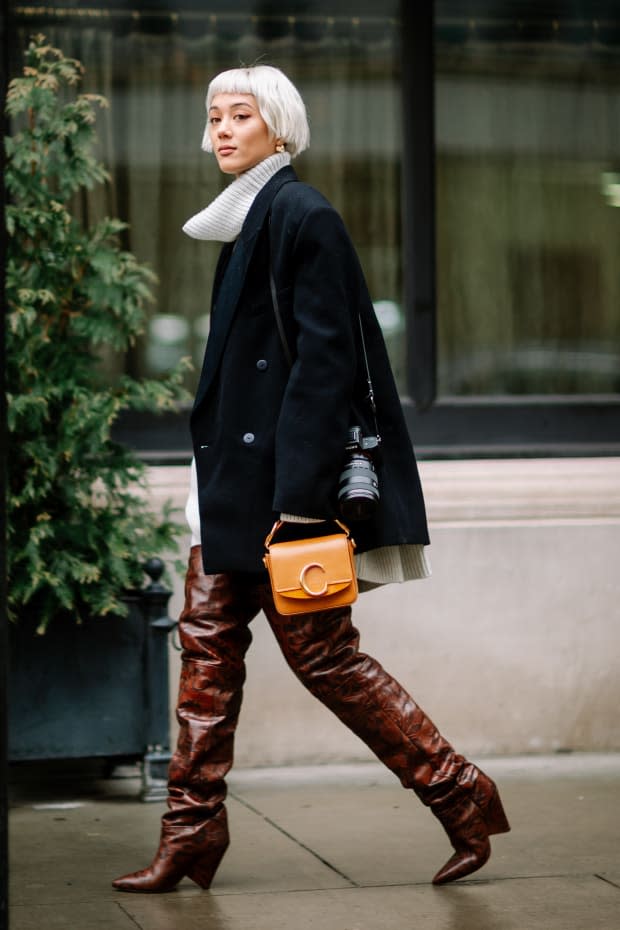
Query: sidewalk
8 754 620 930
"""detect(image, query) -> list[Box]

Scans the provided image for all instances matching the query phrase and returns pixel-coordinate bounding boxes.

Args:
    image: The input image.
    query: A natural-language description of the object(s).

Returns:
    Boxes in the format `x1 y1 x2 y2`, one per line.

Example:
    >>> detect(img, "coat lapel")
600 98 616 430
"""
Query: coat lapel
192 166 298 415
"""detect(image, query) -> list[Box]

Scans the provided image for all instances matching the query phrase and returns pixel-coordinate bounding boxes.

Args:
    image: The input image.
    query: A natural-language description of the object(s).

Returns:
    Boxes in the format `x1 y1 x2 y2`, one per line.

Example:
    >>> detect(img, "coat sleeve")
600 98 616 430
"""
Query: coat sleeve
272 203 360 518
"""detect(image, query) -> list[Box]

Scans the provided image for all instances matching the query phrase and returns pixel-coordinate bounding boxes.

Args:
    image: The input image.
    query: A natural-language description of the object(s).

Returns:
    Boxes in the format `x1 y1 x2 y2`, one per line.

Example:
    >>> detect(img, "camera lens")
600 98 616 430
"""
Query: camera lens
338 452 379 521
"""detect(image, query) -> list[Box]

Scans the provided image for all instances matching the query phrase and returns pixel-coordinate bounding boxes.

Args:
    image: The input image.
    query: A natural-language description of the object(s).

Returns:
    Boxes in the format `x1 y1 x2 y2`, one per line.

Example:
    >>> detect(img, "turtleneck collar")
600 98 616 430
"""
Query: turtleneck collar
182 152 292 243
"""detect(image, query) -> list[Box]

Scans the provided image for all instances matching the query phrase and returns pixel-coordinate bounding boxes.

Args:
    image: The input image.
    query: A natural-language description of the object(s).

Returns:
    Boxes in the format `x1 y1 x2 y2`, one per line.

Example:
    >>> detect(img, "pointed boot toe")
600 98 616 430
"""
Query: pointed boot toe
432 842 491 885
112 867 179 894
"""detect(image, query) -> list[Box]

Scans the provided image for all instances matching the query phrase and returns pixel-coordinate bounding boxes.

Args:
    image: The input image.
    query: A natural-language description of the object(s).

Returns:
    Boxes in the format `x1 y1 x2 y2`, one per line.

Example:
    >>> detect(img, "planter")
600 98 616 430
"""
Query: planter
8 560 175 801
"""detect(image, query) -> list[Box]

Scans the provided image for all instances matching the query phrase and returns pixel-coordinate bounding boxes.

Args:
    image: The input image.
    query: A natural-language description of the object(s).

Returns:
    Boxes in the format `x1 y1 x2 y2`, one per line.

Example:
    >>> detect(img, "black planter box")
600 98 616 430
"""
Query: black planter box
8 563 175 800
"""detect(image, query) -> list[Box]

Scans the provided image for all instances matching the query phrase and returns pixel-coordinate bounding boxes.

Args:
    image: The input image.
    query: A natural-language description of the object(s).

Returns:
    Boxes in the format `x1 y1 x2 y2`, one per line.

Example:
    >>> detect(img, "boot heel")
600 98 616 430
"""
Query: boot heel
484 789 511 835
186 843 228 890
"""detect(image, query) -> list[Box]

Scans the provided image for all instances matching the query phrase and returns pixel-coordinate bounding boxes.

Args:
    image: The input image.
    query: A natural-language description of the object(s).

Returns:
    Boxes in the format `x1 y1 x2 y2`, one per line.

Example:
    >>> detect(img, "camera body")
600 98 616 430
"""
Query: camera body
338 426 380 522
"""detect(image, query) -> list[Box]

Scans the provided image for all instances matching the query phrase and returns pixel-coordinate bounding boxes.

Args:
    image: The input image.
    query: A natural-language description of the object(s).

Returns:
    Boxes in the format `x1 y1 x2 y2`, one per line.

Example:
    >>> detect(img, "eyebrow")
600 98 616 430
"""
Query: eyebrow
208 101 256 113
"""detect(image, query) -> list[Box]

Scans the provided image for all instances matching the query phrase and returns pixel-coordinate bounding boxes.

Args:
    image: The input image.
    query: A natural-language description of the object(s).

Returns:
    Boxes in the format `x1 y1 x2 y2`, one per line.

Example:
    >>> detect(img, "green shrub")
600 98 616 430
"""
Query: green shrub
5 35 190 631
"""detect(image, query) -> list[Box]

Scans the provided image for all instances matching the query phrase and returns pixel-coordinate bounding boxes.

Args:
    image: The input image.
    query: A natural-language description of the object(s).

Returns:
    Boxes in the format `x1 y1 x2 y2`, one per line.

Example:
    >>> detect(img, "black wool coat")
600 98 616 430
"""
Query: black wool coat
190 166 430 574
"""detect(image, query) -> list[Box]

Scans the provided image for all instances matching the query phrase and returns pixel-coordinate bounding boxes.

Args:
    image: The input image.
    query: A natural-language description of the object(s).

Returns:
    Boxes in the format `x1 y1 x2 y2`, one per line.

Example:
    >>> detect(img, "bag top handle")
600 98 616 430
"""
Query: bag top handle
264 518 352 550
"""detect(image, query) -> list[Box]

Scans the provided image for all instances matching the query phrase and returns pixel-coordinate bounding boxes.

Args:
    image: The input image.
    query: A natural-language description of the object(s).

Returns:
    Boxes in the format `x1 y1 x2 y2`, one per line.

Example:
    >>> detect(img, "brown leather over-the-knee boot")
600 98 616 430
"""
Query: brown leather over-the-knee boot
260 593 510 885
112 552 260 893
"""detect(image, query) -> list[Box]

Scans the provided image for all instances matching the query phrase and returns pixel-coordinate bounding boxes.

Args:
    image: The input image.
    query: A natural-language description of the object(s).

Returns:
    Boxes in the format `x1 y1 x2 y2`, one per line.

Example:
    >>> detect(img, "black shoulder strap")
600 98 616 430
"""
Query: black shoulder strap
268 213 380 442
268 214 294 370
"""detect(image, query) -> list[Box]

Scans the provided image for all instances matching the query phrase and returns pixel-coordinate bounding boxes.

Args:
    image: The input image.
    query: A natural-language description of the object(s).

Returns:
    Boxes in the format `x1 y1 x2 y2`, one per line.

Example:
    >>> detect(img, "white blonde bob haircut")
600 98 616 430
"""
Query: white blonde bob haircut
202 65 310 158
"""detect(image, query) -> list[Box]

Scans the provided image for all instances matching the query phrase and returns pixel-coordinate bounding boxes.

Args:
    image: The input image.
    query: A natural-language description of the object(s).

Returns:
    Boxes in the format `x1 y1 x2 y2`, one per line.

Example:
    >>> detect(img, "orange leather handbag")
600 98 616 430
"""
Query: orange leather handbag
263 520 358 615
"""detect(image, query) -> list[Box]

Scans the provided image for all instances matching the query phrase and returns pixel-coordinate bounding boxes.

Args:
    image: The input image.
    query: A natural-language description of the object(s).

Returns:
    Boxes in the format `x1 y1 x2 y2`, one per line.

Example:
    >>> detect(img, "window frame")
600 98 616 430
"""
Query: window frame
401 1 620 459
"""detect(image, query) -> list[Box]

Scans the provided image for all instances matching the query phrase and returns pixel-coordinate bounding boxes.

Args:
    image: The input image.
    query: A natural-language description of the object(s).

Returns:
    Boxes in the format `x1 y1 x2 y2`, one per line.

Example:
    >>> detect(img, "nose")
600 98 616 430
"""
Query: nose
217 118 232 137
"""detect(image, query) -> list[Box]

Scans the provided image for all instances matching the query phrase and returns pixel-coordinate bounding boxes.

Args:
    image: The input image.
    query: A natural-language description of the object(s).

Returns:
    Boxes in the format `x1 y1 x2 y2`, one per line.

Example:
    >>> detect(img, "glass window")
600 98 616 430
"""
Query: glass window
11 3 619 457
10 3 405 390
435 10 620 396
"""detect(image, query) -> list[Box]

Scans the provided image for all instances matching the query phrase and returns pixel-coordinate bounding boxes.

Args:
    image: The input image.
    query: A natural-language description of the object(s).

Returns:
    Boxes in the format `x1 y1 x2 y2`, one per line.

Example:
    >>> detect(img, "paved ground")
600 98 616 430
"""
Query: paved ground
8 754 620 930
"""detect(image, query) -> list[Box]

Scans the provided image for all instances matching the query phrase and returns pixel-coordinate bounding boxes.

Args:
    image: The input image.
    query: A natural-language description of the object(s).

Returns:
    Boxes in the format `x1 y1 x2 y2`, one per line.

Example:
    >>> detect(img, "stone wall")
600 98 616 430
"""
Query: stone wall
147 457 620 764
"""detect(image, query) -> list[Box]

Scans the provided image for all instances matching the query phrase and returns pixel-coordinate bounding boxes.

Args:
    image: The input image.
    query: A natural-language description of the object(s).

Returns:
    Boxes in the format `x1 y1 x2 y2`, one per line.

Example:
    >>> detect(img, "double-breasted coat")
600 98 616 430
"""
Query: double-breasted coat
190 166 429 574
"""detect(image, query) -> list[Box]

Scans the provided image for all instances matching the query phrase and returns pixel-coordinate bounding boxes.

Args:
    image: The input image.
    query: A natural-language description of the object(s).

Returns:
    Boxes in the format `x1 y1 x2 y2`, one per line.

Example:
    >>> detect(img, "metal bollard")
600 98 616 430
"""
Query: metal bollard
140 558 176 802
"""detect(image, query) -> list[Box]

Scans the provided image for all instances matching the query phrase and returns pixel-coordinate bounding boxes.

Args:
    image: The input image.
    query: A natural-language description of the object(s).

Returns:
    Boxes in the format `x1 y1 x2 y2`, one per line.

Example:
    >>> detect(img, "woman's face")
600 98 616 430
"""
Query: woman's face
208 93 277 176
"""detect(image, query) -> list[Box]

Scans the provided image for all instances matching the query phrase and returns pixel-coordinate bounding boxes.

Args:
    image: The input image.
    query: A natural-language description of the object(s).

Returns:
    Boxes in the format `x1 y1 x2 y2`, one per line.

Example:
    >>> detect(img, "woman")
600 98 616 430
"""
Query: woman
112 65 509 894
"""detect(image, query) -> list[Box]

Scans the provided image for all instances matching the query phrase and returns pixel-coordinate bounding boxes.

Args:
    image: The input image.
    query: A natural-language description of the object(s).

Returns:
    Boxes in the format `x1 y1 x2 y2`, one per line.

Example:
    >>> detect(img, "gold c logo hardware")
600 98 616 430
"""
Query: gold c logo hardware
299 562 328 596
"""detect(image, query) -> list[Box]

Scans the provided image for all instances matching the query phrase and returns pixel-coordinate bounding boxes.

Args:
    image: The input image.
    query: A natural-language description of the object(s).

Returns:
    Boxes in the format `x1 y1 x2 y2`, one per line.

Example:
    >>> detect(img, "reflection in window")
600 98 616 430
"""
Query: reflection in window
435 11 620 396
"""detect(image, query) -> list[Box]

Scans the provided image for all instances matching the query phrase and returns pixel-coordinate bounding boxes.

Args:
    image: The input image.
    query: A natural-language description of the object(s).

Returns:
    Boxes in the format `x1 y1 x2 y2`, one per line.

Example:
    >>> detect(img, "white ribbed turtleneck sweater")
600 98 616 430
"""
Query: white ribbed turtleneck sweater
183 152 292 242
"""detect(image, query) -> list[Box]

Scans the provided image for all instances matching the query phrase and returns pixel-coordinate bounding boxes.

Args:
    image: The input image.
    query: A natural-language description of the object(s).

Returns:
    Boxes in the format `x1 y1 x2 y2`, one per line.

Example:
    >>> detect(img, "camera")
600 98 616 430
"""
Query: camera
338 426 380 522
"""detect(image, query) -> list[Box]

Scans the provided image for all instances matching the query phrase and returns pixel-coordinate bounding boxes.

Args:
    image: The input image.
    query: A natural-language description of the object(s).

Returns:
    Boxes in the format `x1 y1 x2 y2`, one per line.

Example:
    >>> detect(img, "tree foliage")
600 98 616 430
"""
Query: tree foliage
5 36 191 631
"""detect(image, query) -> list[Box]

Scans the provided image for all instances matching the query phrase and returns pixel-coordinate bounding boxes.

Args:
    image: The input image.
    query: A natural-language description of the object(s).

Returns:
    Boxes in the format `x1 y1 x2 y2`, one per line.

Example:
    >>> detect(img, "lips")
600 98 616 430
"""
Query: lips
218 146 236 155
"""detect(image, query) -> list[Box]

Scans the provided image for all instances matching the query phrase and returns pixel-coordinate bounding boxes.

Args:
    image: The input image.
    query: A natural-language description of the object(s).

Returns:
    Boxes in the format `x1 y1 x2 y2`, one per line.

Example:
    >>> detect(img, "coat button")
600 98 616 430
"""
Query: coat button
256 359 268 371
243 432 255 445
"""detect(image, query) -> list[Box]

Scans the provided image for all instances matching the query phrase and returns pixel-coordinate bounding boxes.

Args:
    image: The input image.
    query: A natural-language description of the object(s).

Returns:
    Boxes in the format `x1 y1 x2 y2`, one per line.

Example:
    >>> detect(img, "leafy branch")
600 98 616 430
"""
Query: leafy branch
6 36 191 631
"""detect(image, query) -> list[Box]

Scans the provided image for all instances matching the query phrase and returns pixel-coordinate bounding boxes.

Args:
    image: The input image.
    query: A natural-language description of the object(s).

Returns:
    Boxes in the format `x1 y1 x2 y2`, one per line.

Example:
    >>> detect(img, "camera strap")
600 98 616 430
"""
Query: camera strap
268 213 380 443
356 314 381 444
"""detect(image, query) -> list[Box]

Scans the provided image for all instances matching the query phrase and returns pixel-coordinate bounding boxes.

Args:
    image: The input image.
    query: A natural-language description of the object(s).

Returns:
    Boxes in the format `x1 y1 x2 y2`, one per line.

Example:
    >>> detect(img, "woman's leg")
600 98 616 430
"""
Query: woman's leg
259 593 510 885
112 550 261 893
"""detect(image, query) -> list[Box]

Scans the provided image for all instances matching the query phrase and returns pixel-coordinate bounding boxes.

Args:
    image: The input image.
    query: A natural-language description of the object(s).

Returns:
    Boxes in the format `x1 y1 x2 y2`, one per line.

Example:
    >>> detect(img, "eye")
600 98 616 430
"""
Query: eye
234 112 251 121
209 116 221 125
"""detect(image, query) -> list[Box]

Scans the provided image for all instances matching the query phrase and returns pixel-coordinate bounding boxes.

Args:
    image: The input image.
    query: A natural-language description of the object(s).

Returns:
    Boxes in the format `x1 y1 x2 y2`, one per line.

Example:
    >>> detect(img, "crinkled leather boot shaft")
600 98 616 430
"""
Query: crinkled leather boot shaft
260 593 510 884
112 552 259 893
